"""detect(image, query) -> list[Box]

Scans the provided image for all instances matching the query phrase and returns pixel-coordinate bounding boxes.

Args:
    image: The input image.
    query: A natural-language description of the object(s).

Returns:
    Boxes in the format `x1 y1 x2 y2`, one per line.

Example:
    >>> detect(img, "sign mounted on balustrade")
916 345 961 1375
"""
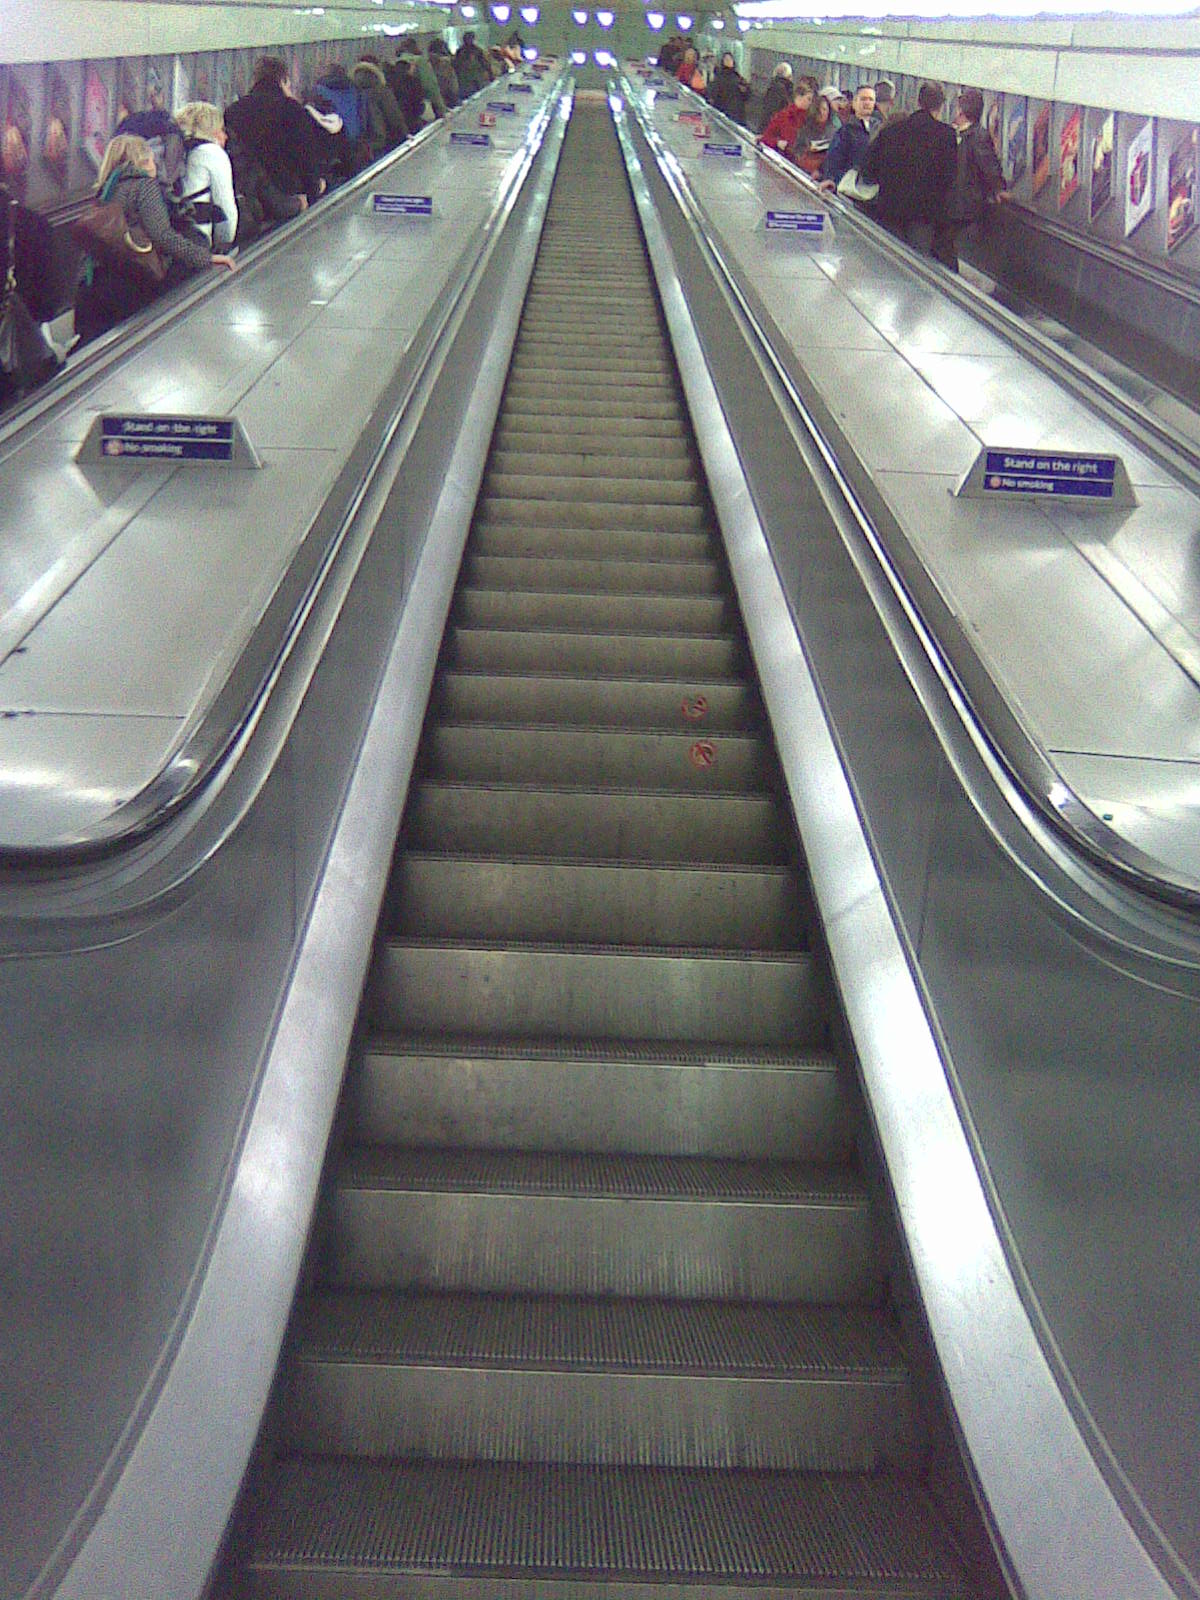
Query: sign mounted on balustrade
508 82 534 93
956 448 1136 508
701 141 742 160
486 100 518 115
372 194 433 217
765 209 826 235
451 130 492 149
77 414 262 468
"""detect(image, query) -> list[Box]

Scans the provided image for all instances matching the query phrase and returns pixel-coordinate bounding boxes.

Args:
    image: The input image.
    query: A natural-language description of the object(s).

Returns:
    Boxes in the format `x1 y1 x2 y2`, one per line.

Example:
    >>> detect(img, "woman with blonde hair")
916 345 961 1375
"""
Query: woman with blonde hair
76 131 236 342
175 101 238 248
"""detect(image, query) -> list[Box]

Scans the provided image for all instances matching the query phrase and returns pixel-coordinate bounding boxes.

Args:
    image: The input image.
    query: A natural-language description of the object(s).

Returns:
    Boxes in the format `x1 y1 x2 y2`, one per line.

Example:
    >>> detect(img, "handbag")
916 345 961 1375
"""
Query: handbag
836 166 879 203
0 190 57 403
71 181 168 287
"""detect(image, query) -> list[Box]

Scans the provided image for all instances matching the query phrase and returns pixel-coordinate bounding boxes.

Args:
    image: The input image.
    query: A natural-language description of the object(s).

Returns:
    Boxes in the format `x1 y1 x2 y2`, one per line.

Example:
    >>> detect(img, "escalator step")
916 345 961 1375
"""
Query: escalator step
284 1290 919 1470
326 1147 880 1300
246 1459 972 1598
353 1035 852 1158
387 855 803 947
402 780 791 863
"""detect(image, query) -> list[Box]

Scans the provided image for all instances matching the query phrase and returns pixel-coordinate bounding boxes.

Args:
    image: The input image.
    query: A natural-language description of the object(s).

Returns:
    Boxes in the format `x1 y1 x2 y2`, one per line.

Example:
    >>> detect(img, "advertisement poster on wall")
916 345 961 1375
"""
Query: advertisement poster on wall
1167 128 1198 252
81 66 109 171
1058 106 1082 208
116 59 142 125
986 94 1003 156
1004 95 1027 187
42 64 73 187
1089 111 1116 221
1031 102 1051 196
1125 118 1155 237
1 71 33 189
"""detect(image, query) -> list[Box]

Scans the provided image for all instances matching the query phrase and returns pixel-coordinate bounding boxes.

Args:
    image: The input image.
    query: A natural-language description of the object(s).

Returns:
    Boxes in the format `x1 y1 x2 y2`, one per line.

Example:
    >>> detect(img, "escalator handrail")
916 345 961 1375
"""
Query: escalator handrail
633 76 1200 917
0 73 568 872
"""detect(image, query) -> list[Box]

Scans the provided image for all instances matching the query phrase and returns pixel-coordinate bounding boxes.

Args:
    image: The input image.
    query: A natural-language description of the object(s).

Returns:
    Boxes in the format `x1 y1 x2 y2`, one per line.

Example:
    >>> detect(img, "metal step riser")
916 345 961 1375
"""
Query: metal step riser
326 1191 880 1301
284 1363 919 1471
453 589 731 637
463 555 719 596
498 397 684 421
492 428 693 457
493 415 689 440
476 499 706 532
425 726 773 793
404 785 789 865
246 1576 966 1600
504 380 680 403
483 478 701 510
444 629 743 679
369 945 824 1046
508 355 674 377
486 454 695 483
433 675 756 731
514 332 667 351
387 859 803 949
469 524 710 560
354 1052 854 1160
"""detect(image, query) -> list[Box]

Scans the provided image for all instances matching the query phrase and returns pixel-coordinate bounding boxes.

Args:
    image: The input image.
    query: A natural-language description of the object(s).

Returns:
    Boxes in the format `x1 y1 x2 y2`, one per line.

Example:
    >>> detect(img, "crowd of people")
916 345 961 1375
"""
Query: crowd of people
1 34 527 406
660 41 1008 274
2 42 1011 412
755 69 1008 270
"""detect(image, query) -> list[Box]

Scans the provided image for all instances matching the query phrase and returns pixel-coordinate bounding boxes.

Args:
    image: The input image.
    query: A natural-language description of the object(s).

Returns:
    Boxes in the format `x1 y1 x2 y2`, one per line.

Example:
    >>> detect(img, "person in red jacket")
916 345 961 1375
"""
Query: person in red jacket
758 76 816 165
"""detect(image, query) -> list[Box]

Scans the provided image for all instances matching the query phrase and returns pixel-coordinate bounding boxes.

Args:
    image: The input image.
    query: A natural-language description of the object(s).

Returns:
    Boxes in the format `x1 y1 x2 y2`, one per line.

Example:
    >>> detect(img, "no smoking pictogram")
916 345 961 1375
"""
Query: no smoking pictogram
681 695 709 722
689 739 717 770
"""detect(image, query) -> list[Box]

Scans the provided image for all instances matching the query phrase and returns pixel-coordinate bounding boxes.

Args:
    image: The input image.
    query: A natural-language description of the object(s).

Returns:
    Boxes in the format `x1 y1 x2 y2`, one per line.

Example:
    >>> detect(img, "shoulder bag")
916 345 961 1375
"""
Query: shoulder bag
71 174 169 287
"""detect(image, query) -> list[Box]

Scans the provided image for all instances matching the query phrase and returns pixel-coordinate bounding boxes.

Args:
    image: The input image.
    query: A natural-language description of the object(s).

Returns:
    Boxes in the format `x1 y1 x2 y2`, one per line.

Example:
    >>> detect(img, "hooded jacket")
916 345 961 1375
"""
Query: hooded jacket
351 60 409 150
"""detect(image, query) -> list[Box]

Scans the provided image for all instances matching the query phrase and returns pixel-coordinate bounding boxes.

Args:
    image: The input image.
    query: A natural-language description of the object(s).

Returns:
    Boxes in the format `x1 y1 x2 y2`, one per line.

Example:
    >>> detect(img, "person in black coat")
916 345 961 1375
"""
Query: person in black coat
708 53 749 126
860 79 957 260
756 61 793 134
944 87 1008 269
224 56 328 222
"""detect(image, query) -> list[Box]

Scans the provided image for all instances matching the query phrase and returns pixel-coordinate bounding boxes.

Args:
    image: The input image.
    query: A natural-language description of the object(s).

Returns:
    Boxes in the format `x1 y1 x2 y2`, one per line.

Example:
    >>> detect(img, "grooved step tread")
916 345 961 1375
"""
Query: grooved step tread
363 1033 835 1070
248 1459 973 1591
337 1148 865 1204
293 1290 908 1376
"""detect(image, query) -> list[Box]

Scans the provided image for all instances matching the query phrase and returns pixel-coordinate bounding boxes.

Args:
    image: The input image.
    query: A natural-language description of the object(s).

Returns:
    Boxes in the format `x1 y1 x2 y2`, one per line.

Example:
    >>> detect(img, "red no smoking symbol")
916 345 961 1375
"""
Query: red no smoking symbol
681 695 709 722
689 739 717 771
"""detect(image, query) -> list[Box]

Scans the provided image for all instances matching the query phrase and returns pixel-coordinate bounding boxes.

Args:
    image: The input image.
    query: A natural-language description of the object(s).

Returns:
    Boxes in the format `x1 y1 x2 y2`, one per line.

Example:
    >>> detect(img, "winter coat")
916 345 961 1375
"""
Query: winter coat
860 107 957 226
757 75 792 134
708 66 749 125
760 102 808 164
947 121 1005 224
180 138 238 248
432 55 460 110
454 42 492 99
224 78 327 201
351 61 409 151
822 116 872 186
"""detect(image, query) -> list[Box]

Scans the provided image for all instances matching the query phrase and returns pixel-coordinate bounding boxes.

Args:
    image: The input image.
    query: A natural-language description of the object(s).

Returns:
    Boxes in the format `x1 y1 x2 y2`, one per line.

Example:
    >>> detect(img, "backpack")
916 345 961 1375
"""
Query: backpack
114 109 188 196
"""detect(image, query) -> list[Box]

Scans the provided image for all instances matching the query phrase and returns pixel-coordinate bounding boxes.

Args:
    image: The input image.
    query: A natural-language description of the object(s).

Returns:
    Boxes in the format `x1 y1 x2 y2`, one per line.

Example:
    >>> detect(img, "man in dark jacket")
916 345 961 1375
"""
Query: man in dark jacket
224 56 327 219
820 83 875 187
708 53 749 125
453 32 491 99
944 87 1008 268
861 79 957 258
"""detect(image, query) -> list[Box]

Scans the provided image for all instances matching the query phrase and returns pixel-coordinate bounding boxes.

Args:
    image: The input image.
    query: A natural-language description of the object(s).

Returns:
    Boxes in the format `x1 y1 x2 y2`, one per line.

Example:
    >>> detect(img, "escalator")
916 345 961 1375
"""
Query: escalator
230 96 999 1599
